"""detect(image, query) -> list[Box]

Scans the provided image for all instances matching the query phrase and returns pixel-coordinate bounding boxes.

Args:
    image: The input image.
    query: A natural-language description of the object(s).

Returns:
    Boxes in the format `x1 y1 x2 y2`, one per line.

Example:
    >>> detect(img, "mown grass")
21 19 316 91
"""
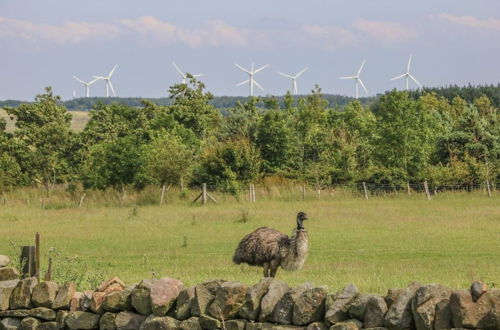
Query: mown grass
0 109 89 132
0 190 499 294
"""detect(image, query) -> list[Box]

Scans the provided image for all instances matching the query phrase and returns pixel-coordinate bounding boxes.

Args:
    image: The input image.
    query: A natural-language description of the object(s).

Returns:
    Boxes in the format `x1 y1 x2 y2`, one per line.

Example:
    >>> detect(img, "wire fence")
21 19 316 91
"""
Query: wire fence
0 180 496 209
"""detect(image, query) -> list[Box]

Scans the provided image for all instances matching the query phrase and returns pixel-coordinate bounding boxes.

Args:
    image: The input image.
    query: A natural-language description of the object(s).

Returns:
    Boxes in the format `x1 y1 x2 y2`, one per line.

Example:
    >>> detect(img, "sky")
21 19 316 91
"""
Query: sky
1 0 499 100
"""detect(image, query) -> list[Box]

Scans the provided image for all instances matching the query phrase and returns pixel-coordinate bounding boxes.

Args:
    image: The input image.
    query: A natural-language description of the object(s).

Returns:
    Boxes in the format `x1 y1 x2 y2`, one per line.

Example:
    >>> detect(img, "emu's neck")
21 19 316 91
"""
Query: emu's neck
296 217 304 230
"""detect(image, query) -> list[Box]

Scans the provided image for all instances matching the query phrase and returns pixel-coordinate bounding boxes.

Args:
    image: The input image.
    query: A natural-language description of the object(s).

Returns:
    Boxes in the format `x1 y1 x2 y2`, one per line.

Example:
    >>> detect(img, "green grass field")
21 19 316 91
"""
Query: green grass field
1 191 498 293
0 109 89 132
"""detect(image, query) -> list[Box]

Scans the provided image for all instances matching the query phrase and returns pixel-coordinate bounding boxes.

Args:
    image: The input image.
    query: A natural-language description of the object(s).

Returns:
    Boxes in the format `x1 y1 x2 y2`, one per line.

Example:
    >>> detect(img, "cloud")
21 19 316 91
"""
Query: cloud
353 19 417 43
302 24 357 50
120 16 250 48
434 13 500 30
0 16 121 44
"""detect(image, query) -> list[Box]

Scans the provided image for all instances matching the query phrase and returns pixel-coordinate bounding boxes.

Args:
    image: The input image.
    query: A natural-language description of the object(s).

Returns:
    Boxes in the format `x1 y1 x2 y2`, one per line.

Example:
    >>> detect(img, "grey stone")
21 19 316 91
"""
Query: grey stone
36 322 58 330
99 312 117 330
150 277 184 316
0 309 30 317
0 280 19 311
348 293 375 320
140 314 180 330
52 282 76 310
131 279 156 315
411 283 452 330
199 315 221 329
19 317 40 330
55 310 68 330
191 279 226 317
364 295 388 328
328 319 363 330
434 299 453 330
293 286 328 325
384 289 402 310
104 285 134 312
115 311 146 330
179 317 201 330
325 284 359 325
384 282 421 330
32 282 58 308
306 322 328 330
0 317 21 330
258 279 289 322
175 286 196 320
208 281 248 320
271 282 312 325
28 307 56 321
69 292 84 312
239 278 273 321
271 326 305 330
225 319 247 330
246 322 274 330
471 281 488 302
10 277 38 309
81 290 93 312
0 255 11 267
96 277 126 294
65 311 100 330
0 267 19 281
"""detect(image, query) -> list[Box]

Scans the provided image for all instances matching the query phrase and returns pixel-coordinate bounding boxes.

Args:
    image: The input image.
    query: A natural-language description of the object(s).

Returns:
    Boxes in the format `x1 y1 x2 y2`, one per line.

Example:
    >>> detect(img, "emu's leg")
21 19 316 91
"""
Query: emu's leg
263 263 269 277
269 260 279 278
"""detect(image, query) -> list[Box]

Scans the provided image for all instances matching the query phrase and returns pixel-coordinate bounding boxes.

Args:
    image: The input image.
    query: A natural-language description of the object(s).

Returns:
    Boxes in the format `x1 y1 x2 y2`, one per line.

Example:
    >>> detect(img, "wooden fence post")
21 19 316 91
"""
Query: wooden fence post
78 193 86 208
202 183 207 205
20 246 36 278
362 182 369 200
35 233 40 281
159 185 170 206
424 181 432 200
486 179 492 198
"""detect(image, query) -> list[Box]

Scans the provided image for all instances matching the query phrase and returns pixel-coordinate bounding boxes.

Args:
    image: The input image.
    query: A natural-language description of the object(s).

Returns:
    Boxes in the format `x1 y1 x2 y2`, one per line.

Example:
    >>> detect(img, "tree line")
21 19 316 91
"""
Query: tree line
1 77 498 195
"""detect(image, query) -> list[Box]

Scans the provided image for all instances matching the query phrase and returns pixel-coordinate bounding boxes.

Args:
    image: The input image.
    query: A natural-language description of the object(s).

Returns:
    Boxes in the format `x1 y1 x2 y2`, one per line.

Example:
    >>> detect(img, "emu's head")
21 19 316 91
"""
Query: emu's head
296 211 308 229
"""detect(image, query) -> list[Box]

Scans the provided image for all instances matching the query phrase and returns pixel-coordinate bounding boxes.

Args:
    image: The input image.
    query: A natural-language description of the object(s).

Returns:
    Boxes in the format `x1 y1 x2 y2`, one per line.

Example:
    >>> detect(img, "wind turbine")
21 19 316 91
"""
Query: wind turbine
235 62 269 96
390 54 422 90
340 60 368 99
93 64 118 97
72 76 99 98
172 62 203 84
278 67 308 95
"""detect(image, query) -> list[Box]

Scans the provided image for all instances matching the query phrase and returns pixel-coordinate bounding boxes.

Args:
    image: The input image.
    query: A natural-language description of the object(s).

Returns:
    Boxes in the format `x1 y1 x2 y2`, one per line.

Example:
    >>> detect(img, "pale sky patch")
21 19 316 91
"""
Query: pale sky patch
302 24 357 50
353 19 418 43
434 13 500 30
0 16 121 44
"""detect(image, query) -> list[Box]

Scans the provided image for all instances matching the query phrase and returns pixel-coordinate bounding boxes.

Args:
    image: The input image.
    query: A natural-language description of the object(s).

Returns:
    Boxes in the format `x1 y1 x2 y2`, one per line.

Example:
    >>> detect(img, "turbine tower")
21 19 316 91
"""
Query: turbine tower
172 62 203 84
278 67 308 95
93 64 118 97
235 62 269 96
340 60 368 99
72 76 99 98
390 54 422 90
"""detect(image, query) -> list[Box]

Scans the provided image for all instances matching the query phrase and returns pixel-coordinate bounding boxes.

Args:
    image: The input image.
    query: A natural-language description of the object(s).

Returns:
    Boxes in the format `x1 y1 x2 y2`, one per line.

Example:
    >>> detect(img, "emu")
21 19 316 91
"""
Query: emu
232 212 309 278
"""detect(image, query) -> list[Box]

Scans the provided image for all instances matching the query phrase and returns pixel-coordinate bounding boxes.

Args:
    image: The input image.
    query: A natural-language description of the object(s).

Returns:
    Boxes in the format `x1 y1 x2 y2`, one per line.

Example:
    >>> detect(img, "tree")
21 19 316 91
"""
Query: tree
4 87 73 194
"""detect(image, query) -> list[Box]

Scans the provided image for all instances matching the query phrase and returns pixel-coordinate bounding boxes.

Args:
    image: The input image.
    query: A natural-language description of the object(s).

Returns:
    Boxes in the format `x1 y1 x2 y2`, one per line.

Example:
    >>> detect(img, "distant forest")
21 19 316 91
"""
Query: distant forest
2 84 500 111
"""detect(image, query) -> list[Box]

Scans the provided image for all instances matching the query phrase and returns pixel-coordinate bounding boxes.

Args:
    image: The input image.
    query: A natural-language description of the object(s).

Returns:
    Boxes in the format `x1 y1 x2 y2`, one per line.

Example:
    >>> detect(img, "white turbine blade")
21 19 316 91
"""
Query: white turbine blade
358 79 369 94
73 76 85 84
109 64 118 77
295 66 308 77
408 74 423 88
390 73 406 81
89 77 100 85
108 81 116 97
253 64 269 74
236 79 250 87
407 54 413 72
340 76 357 80
278 72 293 79
234 63 250 74
172 62 186 78
253 80 265 91
93 75 104 79
357 60 366 76
192 74 204 78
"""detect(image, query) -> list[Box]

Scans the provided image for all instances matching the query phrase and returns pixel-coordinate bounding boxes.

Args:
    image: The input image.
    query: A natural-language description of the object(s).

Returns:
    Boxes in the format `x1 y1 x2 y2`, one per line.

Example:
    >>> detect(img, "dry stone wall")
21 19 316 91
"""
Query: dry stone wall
0 256 499 330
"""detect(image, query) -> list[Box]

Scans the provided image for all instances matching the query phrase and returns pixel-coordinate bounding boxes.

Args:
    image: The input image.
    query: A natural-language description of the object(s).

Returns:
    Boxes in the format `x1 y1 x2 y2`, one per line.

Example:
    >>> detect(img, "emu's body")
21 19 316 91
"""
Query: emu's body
232 212 309 277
